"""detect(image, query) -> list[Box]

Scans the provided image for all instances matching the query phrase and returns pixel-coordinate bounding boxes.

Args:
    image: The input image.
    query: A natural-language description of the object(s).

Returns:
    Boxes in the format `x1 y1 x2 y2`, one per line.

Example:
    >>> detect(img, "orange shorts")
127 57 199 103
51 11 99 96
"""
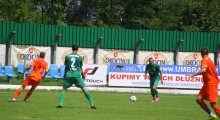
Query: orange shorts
198 85 219 102
22 76 40 90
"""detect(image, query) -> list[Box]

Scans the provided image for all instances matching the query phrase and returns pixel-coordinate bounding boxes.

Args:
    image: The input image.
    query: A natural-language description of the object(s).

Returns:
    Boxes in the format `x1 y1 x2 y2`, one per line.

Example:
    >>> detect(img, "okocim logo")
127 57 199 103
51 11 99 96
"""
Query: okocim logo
17 46 40 62
103 50 128 66
144 52 169 65
183 53 201 66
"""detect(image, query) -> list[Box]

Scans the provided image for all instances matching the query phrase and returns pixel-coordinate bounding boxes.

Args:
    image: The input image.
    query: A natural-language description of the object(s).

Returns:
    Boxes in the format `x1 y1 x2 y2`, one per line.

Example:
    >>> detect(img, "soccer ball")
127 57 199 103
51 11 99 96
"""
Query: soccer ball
130 96 137 102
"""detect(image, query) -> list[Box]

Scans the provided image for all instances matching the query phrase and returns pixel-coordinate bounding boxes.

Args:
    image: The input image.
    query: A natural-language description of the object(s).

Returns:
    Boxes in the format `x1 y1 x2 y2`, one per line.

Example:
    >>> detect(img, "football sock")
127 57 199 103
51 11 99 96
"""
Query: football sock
206 108 214 116
155 89 158 96
213 105 220 117
199 101 210 115
151 91 155 98
23 90 33 101
13 88 23 99
59 92 66 106
84 91 94 105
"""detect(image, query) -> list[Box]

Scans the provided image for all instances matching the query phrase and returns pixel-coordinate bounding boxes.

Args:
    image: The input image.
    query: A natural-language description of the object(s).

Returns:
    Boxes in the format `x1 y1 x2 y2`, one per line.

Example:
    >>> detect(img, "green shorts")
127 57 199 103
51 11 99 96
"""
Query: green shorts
63 74 85 89
150 79 160 88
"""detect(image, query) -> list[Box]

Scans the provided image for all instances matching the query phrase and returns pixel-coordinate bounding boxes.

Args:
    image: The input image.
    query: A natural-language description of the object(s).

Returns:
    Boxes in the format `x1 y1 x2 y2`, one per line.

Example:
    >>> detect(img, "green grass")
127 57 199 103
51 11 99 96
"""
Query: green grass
0 90 216 120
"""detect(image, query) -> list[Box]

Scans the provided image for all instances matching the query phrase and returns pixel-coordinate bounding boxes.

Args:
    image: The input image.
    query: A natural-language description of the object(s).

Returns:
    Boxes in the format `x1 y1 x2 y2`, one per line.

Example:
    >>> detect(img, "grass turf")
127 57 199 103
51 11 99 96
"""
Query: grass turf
0 90 216 120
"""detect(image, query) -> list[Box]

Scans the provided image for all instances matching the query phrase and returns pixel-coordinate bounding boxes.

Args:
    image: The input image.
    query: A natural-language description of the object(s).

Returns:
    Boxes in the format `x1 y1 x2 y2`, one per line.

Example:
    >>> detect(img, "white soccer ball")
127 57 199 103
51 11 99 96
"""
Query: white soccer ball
130 96 137 102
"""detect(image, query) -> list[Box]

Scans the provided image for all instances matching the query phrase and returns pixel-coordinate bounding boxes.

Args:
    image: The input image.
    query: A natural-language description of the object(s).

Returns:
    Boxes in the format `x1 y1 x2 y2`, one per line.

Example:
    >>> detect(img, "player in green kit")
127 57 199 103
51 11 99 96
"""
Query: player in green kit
145 57 163 102
57 44 96 109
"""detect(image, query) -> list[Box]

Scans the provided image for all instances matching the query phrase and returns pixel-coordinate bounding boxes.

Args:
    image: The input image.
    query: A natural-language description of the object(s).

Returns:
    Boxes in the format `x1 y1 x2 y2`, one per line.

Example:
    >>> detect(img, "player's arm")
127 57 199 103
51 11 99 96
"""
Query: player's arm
186 67 207 77
63 58 67 79
186 60 207 77
144 65 148 80
80 58 85 79
81 67 86 79
42 64 49 78
23 61 34 73
158 65 163 84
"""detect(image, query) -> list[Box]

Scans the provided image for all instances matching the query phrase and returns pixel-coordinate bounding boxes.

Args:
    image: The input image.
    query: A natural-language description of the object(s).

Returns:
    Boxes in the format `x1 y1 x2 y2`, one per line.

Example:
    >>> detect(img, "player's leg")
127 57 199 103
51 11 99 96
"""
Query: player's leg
210 102 220 118
197 86 216 118
8 77 29 102
75 76 96 109
81 87 96 109
208 85 220 118
57 78 71 108
150 80 156 102
153 80 160 100
8 85 26 102
23 80 40 102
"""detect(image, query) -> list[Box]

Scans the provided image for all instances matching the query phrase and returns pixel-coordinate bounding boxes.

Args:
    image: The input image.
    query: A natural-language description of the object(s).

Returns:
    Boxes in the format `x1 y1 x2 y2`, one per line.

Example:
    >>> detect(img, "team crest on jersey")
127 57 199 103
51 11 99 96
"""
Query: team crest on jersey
150 71 154 74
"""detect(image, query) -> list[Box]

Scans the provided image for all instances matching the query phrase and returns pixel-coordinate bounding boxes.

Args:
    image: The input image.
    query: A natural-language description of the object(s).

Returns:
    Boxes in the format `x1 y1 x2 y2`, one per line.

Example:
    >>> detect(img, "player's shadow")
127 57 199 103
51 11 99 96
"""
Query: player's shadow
135 99 151 102
51 106 87 109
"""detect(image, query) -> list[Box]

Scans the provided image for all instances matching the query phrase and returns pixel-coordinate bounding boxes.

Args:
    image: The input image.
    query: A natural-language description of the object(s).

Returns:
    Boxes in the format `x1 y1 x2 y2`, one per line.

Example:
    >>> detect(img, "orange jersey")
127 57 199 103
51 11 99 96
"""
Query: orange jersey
201 55 218 86
29 58 48 82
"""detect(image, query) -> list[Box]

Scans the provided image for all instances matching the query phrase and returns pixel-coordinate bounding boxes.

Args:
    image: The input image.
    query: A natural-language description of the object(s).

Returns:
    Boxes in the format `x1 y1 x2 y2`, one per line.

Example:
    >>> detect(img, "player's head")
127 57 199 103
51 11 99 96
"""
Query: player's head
200 47 209 58
39 52 46 58
149 57 154 65
72 44 79 52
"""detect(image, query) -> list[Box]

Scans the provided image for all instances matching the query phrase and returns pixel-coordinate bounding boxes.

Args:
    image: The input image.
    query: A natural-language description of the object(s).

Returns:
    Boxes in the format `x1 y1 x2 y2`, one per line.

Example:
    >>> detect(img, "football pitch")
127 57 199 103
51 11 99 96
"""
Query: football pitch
0 90 216 120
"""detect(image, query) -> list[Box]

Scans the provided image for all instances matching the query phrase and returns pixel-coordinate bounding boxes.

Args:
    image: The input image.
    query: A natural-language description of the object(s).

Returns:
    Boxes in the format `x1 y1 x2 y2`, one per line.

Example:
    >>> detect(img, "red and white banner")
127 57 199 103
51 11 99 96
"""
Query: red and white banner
138 51 174 64
109 72 205 88
0 44 6 66
82 64 107 86
108 63 220 89
56 47 94 67
178 52 214 66
98 49 133 65
11 45 51 67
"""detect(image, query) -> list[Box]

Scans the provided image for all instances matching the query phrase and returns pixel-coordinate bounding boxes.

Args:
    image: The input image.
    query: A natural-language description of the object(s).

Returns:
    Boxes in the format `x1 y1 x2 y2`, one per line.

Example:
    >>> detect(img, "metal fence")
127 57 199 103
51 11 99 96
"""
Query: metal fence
1 22 220 52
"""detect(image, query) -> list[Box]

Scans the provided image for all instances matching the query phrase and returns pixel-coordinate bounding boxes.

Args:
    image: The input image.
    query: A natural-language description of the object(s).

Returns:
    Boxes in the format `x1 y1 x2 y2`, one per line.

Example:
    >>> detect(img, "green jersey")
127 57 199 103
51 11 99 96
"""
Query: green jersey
64 53 83 77
145 63 160 80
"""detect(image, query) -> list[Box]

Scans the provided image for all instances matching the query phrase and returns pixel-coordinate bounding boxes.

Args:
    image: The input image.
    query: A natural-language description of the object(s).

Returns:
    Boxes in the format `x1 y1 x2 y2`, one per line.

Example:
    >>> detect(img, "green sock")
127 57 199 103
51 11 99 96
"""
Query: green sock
155 89 158 96
151 91 155 98
84 91 94 105
59 92 66 106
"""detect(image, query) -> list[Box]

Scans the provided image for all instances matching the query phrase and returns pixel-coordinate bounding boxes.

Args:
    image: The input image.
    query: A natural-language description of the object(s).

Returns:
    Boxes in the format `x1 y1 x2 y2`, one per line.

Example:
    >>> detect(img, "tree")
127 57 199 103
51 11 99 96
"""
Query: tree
0 0 42 23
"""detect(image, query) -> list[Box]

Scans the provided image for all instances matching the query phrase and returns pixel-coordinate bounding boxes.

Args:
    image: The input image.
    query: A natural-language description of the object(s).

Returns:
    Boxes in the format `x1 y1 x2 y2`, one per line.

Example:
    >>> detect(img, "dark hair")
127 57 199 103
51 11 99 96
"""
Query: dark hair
72 44 79 50
39 52 46 58
200 47 209 55
149 57 153 61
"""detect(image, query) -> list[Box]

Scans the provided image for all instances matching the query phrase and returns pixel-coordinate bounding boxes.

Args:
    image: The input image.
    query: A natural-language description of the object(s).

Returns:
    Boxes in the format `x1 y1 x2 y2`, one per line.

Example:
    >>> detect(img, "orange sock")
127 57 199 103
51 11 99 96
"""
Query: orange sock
198 101 209 111
13 88 23 99
213 105 220 117
23 90 33 101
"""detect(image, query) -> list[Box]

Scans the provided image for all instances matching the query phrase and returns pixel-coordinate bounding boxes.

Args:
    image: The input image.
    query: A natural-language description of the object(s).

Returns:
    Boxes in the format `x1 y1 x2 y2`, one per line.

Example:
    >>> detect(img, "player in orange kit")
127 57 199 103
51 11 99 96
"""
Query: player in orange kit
8 52 48 102
186 47 220 120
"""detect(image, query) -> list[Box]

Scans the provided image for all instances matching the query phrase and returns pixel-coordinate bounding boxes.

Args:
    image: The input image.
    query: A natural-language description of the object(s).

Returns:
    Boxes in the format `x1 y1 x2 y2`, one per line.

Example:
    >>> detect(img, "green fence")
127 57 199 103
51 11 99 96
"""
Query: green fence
1 22 220 52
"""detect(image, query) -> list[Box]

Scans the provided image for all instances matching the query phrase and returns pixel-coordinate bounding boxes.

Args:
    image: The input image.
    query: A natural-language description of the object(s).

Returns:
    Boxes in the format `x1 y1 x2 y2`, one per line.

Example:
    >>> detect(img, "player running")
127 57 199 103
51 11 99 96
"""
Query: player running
8 52 48 102
57 44 96 109
186 47 220 120
145 57 163 102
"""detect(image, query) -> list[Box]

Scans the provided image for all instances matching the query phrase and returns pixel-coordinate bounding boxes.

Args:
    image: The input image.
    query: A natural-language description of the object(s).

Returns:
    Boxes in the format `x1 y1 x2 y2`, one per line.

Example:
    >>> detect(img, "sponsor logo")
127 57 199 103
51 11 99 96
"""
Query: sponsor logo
183 53 201 66
17 46 40 62
62 49 88 63
112 64 145 73
85 79 103 83
144 52 169 65
103 50 129 66
83 67 98 76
